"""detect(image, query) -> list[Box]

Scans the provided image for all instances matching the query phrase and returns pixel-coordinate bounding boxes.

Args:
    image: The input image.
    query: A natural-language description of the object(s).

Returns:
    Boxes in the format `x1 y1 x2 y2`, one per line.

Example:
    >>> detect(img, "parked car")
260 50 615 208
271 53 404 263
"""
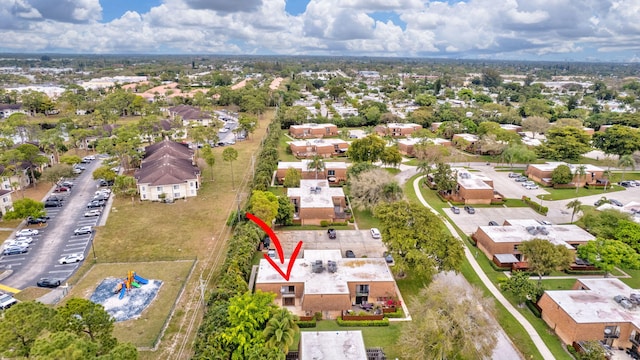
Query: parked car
26 216 47 224
451 206 460 214
522 181 535 186
73 226 92 235
267 249 276 259
619 181 633 188
0 293 17 310
87 200 105 208
98 179 114 187
488 221 499 226
16 229 39 236
384 252 394 264
508 172 521 178
515 176 528 182
609 199 624 207
37 278 61 288
5 240 30 248
370 228 381 239
13 236 34 244
345 250 356 258
45 200 63 208
54 186 70 192
464 206 475 214
58 253 84 264
327 228 337 239
61 181 74 187
524 184 539 190
539 220 553 225
3 246 28 255
84 209 102 217
594 197 608 207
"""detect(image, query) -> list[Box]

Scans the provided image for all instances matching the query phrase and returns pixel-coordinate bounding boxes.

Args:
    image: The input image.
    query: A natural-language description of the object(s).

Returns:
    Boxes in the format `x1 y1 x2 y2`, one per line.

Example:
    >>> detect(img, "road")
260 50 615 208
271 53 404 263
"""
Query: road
0 158 106 290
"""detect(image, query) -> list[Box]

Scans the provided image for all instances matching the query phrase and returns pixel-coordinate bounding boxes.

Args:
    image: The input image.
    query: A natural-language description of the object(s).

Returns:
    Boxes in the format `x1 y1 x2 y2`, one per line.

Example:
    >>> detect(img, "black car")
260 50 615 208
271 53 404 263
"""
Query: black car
87 200 105 208
345 250 356 258
37 278 61 288
609 199 623 207
98 179 114 187
594 198 608 207
327 228 337 239
451 206 460 214
384 252 394 263
488 221 499 226
464 206 475 214
44 200 62 208
26 216 47 224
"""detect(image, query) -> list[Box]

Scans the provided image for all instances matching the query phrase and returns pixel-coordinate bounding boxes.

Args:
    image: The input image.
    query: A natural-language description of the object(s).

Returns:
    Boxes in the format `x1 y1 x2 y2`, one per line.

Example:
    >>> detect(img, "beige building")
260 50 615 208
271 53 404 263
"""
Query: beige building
276 160 348 185
374 123 422 137
289 123 339 139
0 190 13 216
287 179 348 225
396 137 451 157
289 139 349 159
525 162 605 187
539 278 640 356
255 250 397 317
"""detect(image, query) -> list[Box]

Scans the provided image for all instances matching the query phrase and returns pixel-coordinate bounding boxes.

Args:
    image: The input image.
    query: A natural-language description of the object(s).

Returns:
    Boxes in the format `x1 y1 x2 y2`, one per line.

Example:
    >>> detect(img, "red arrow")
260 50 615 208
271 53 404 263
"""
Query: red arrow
246 213 303 281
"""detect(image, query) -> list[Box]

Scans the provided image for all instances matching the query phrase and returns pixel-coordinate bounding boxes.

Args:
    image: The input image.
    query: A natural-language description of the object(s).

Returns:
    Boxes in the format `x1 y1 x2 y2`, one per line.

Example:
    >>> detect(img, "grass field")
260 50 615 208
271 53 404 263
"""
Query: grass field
62 260 195 348
351 208 380 229
536 185 625 201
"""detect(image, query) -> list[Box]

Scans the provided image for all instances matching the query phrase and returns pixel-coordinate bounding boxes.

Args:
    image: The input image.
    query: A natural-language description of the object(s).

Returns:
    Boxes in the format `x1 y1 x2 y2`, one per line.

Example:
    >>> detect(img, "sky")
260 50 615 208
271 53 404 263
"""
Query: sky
1 0 640 62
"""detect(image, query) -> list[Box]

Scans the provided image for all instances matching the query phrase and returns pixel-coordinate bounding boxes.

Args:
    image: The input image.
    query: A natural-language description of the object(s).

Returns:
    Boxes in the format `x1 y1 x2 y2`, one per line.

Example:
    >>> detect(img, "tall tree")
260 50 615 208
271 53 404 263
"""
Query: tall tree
379 146 403 168
282 167 301 188
537 126 591 161
274 196 294 226
566 200 582 223
618 154 635 182
432 162 457 193
501 270 538 307
577 239 640 277
2 198 45 220
347 134 386 163
551 164 573 184
399 279 498 359
349 169 403 211
0 301 56 358
574 164 586 194
53 298 116 355
249 190 279 226
16 143 49 187
518 239 573 282
201 145 216 181
374 201 464 280
307 155 325 180
263 308 299 355
593 124 640 156
222 147 239 190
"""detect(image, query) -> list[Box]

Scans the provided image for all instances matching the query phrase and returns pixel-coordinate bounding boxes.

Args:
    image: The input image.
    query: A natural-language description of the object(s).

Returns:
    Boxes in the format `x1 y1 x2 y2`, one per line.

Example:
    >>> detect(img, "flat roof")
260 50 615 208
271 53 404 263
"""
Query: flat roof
289 138 348 147
528 161 603 173
456 169 493 190
288 180 345 209
382 122 420 129
397 137 450 146
478 224 595 247
278 160 348 170
453 133 479 142
300 331 367 360
256 250 395 295
545 278 640 326
290 123 337 129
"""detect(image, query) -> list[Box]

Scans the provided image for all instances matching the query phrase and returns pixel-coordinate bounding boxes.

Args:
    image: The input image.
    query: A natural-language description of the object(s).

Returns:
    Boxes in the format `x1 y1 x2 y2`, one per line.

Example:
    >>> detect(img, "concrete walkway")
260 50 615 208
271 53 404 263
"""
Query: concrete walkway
413 175 554 359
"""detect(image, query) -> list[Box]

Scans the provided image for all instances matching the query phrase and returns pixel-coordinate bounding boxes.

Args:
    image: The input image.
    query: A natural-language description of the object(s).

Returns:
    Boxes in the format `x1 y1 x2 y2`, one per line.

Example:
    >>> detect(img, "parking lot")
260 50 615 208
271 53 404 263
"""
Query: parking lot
445 207 549 235
476 165 550 199
273 229 388 259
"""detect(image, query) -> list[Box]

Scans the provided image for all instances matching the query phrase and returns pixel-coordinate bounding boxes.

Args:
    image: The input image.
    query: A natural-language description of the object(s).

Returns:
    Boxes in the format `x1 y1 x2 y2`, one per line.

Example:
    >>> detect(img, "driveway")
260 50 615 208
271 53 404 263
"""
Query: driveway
273 230 388 259
446 207 547 235
470 164 549 199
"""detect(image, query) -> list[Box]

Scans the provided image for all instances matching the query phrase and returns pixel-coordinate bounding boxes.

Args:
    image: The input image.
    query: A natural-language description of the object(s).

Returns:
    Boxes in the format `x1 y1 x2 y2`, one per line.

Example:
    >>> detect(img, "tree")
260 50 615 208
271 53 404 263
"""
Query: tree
537 126 591 161
501 144 536 169
41 164 74 184
501 270 537 307
349 169 403 211
274 196 294 226
399 279 497 359
201 145 216 181
577 239 640 277
576 340 607 360
249 190 279 226
519 239 573 282
59 154 82 166
113 175 137 204
238 115 258 139
53 298 116 355
3 198 45 220
522 116 550 137
347 135 386 163
92 166 117 182
374 201 464 280
566 200 582 223
618 154 635 182
30 331 100 360
0 301 56 357
263 308 299 355
307 155 324 180
574 164 586 193
16 143 48 187
222 147 238 190
481 68 502 88
432 162 457 193
593 125 640 156
614 220 640 254
282 167 300 188
379 146 402 168
551 164 573 184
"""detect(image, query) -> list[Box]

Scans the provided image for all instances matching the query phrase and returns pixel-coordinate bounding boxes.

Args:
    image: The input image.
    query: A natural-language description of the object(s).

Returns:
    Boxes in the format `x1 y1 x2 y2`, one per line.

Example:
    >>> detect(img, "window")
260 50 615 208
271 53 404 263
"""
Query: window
357 284 369 295
513 245 519 251
142 194 147 199
156 186 162 192
174 193 180 198
173 185 179 190
328 170 335 176
281 285 295 294
190 182 195 187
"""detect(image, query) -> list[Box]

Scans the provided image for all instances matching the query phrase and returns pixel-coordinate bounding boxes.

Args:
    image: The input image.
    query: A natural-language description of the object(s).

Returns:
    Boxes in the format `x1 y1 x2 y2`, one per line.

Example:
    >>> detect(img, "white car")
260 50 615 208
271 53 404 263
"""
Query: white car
58 253 84 264
370 228 381 239
5 240 30 248
524 184 539 190
73 226 93 235
84 209 102 217
84 155 96 161
14 236 34 244
16 229 39 237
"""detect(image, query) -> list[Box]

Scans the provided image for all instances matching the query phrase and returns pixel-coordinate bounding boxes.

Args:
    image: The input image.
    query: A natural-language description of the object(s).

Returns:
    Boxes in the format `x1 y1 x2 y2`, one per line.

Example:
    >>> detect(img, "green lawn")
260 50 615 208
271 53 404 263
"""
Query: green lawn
278 131 297 162
351 208 381 229
536 185 625 201
383 167 401 175
620 268 640 288
540 278 580 290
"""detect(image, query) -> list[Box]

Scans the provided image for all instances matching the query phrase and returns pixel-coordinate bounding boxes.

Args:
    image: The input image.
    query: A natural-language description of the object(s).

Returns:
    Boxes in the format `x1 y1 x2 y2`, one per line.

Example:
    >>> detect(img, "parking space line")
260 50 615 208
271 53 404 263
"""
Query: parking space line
68 238 88 243
65 246 87 251
49 269 75 273
0 283 20 293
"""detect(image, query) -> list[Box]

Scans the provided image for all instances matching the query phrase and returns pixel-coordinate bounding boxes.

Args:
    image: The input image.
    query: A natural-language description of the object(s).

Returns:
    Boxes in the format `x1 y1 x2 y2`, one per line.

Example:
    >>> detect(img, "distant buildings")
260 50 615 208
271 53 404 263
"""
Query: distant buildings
289 139 349 159
397 137 451 157
289 123 338 139
374 123 422 137
525 162 605 187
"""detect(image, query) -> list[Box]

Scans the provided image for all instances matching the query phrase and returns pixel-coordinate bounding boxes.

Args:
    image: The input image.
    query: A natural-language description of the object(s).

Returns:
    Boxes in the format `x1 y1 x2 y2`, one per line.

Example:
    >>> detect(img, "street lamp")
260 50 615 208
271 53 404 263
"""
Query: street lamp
539 195 545 209
90 235 97 260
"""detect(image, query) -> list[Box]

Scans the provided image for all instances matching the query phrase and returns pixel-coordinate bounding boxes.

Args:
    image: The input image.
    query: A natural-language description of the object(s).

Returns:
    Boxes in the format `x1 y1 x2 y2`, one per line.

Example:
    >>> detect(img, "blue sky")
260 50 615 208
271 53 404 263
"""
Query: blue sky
1 0 639 62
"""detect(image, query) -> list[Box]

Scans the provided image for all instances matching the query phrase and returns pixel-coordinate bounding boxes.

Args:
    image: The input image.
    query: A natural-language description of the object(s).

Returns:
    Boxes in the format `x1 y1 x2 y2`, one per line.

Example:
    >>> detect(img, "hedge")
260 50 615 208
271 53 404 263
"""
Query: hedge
521 196 549 215
336 318 390 327
525 300 542 318
296 320 317 328
383 308 405 318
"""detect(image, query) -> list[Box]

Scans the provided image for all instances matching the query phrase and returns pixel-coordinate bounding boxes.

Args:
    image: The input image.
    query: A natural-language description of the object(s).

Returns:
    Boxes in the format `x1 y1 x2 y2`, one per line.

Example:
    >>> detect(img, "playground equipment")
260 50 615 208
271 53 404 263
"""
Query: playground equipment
113 271 149 299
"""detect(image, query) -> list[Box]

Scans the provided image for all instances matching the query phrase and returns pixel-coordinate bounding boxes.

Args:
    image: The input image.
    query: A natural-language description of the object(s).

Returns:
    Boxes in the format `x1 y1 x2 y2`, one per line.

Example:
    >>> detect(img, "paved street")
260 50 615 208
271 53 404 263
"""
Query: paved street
274 229 388 259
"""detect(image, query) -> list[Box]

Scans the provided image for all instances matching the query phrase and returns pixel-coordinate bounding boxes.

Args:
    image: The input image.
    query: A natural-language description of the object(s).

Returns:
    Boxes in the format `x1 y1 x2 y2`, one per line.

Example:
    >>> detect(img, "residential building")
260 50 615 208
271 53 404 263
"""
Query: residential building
397 137 451 157
289 139 349 159
276 160 348 185
538 278 640 356
0 104 26 119
289 123 338 139
471 219 595 267
452 133 479 151
0 190 13 215
255 250 397 317
525 162 604 187
134 140 200 201
167 105 215 127
299 331 368 360
374 123 422 137
287 180 348 225
454 169 497 205
500 124 523 132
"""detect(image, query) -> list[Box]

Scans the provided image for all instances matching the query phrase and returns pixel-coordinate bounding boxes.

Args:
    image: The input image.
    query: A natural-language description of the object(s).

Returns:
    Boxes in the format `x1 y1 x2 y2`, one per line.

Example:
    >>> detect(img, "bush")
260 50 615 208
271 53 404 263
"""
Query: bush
525 300 541 318
521 196 549 215
320 220 329 227
314 312 322 321
336 318 389 327
384 309 405 318
296 320 317 328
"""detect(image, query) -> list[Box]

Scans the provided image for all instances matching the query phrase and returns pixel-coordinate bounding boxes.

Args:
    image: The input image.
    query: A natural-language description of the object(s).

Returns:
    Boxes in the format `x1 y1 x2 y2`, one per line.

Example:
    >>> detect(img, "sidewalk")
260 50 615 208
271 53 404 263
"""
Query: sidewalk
413 175 554 359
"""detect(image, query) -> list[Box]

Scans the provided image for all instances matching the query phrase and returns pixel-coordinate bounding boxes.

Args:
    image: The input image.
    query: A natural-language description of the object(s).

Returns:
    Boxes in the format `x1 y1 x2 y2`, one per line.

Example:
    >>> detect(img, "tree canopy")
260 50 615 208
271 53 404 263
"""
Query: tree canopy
249 190 279 226
3 198 45 220
537 126 591 161
348 168 403 211
592 125 640 156
347 134 386 163
551 164 573 184
519 238 573 281
577 239 640 275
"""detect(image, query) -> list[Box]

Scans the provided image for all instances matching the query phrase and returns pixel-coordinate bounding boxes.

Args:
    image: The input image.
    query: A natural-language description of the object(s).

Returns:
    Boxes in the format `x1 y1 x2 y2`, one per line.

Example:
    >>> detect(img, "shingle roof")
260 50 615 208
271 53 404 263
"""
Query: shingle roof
134 140 199 186
168 105 211 120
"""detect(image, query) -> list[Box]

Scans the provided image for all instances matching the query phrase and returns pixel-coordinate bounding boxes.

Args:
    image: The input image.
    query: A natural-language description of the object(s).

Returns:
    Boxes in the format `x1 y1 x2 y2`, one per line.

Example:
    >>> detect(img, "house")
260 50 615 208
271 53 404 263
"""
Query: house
167 105 215 127
397 137 451 157
454 169 497 205
0 190 13 216
0 104 27 119
287 180 348 225
289 139 349 159
134 140 201 201
538 278 640 356
500 124 523 132
276 160 348 185
255 250 397 317
471 219 595 267
430 122 442 132
289 123 338 139
452 133 479 151
299 331 368 360
525 162 604 187
374 123 422 137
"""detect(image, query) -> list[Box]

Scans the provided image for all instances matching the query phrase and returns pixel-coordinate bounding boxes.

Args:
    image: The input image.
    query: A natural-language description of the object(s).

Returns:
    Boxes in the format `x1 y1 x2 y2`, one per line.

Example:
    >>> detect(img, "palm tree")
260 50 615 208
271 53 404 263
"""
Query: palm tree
618 154 635 183
307 155 325 180
574 165 586 195
222 147 238 189
602 169 612 191
263 308 299 355
566 200 582 223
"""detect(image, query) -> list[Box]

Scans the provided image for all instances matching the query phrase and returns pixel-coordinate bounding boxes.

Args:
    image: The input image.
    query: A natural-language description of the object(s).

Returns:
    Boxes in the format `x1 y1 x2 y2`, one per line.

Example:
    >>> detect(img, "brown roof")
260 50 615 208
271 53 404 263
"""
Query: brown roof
134 140 199 186
168 105 211 120
0 189 12 196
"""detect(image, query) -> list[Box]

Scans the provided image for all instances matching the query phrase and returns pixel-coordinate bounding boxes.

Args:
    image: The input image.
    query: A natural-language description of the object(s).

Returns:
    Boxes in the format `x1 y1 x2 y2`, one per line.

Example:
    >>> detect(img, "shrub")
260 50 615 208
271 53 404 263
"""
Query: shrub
525 300 542 318
314 312 322 321
320 220 329 227
384 309 405 318
296 320 317 328
336 318 389 327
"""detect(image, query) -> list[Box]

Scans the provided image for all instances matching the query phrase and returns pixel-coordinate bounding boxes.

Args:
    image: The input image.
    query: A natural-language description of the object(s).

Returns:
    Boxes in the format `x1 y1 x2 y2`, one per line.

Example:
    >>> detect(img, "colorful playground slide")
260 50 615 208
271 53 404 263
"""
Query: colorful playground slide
114 271 149 299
